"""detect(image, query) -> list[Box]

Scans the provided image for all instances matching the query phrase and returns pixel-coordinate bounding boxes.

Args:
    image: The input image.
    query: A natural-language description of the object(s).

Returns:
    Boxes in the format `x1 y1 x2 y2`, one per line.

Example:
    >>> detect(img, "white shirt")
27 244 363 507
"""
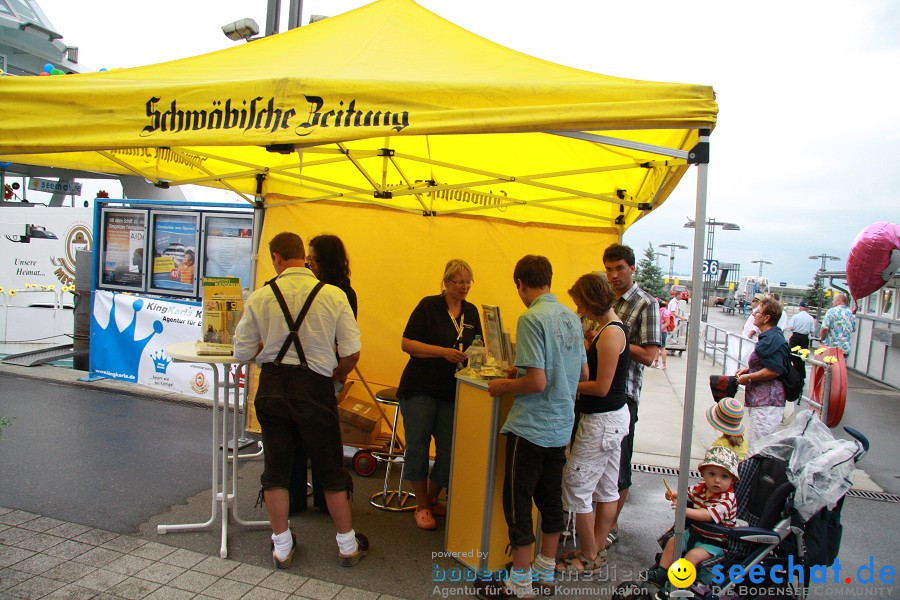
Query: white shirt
234 267 361 377
741 313 760 340
668 296 679 315
786 310 816 335
777 310 788 331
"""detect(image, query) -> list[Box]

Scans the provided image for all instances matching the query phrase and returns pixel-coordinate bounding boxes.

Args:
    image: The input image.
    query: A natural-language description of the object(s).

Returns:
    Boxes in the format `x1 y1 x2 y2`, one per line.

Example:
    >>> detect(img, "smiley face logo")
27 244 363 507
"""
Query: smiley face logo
668 558 696 588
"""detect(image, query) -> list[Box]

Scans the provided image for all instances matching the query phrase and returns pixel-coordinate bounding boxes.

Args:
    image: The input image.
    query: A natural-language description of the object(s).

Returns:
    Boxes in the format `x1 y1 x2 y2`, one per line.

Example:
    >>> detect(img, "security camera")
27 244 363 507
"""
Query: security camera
221 18 260 42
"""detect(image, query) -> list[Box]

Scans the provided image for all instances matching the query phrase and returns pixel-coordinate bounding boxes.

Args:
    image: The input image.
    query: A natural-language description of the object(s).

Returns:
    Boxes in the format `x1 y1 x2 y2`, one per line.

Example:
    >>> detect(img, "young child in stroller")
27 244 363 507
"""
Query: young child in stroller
646 446 740 595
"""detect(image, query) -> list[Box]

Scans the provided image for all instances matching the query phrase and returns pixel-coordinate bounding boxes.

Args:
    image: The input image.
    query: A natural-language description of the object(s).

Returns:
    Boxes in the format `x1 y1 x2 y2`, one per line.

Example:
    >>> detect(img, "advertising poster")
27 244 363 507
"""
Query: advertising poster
90 290 214 399
100 210 146 289
150 213 199 294
203 215 253 290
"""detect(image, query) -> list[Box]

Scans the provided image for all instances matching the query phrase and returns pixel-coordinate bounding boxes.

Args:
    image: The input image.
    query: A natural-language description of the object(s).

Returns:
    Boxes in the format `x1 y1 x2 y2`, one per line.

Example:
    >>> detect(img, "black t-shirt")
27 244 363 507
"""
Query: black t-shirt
575 321 630 414
397 294 482 403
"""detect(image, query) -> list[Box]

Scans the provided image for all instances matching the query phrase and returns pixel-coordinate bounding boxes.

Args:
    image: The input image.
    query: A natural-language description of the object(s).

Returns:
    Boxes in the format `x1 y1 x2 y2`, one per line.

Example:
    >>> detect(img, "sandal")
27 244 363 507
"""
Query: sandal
555 550 606 574
414 506 437 530
605 527 619 549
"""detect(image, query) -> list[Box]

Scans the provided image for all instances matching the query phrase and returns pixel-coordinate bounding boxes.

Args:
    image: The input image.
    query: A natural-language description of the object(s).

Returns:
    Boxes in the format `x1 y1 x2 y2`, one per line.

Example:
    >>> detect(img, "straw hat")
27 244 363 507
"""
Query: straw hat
706 397 745 435
698 446 740 481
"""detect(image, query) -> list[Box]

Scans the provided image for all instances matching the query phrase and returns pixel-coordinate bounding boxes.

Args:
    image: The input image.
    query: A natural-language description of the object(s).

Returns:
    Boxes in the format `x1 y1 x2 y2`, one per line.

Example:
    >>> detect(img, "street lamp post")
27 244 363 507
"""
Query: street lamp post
660 242 689 283
751 259 772 278
684 218 740 322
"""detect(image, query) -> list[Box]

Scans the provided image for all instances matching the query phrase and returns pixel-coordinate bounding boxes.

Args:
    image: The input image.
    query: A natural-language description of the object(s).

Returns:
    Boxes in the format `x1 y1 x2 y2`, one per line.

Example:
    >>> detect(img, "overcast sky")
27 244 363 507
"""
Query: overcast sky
34 0 900 286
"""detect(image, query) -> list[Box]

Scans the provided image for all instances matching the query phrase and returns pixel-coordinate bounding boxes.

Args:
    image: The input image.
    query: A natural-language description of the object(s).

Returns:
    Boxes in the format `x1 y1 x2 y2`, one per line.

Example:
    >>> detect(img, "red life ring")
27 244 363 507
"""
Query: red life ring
809 347 847 427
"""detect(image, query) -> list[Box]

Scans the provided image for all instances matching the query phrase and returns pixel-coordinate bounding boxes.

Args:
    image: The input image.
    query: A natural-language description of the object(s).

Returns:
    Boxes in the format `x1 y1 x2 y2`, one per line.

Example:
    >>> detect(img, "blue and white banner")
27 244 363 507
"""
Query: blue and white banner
90 290 215 399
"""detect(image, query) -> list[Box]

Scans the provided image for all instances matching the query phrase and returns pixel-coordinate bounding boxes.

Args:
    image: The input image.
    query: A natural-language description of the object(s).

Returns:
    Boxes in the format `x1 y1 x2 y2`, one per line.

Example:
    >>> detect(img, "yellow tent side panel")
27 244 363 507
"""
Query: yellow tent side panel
256 203 618 388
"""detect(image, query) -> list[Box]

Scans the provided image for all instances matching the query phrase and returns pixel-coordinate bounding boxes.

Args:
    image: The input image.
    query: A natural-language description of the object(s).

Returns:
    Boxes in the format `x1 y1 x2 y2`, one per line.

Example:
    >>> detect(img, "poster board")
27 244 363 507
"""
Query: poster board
481 304 512 369
148 210 200 297
199 276 244 353
201 213 254 293
98 208 147 291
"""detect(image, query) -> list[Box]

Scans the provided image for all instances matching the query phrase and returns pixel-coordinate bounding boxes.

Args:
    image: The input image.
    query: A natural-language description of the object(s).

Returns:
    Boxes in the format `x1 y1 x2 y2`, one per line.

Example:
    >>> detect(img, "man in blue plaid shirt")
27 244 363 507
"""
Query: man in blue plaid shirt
602 243 661 549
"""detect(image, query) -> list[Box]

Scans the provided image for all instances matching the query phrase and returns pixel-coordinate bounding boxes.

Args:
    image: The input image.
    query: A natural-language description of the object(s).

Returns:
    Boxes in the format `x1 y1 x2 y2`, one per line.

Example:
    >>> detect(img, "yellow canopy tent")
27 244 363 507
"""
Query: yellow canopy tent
0 0 716 388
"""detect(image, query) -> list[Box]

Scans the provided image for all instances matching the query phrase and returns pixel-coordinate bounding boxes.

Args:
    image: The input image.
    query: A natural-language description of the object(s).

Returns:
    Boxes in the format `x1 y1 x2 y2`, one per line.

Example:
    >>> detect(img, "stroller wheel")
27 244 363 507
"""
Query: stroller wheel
613 580 658 600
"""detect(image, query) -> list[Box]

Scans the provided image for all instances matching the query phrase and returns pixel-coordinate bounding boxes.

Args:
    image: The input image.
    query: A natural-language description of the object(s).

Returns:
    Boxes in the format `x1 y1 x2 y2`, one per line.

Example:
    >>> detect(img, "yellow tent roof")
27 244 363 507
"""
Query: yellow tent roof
0 0 716 231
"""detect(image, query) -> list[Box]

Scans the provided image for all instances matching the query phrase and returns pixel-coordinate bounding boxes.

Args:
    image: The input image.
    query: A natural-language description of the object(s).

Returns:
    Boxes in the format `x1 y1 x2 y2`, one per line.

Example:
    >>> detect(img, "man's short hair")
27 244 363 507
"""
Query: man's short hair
514 255 552 289
603 243 636 267
269 232 305 261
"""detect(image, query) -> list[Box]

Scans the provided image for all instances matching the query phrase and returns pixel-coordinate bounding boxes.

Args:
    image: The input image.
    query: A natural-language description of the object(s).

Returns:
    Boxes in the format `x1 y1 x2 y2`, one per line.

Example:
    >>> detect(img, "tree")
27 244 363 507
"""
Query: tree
805 272 827 319
635 243 666 299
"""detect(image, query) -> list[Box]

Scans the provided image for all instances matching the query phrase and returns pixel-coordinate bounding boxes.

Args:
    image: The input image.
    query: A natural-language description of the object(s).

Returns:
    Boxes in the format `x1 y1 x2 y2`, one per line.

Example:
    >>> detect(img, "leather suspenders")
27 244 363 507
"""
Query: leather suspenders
269 279 326 368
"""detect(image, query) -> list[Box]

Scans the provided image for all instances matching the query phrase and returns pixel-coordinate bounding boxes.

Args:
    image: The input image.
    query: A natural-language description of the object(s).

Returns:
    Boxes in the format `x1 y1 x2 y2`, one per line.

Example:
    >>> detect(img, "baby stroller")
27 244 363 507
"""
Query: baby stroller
613 410 869 600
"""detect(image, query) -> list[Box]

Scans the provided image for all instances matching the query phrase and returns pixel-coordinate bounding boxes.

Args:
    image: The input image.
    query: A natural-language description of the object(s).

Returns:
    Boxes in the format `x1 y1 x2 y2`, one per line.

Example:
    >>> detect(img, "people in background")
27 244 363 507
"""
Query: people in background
735 297 790 445
233 232 366 569
820 292 856 357
397 259 482 530
602 243 661 550
653 298 671 369
557 273 630 576
785 299 816 379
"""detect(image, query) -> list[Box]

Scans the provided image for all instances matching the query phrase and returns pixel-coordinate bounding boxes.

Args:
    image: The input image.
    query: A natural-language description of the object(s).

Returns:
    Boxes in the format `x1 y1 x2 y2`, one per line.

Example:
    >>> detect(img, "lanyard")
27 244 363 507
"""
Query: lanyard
448 309 465 351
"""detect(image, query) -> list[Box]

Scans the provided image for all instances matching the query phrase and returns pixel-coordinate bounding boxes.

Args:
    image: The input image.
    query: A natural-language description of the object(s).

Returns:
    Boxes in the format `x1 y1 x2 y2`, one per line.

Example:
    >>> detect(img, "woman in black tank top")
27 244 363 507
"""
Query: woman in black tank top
555 274 631 574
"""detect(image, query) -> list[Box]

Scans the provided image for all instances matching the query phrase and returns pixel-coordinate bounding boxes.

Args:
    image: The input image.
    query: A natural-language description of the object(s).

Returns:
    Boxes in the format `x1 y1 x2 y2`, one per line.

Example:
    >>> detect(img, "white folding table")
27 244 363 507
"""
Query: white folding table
158 341 269 558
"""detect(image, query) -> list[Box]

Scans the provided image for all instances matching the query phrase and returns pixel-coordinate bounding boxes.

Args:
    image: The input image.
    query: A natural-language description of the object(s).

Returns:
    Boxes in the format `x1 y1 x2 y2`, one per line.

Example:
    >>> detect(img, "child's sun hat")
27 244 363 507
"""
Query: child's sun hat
706 397 745 435
698 445 740 481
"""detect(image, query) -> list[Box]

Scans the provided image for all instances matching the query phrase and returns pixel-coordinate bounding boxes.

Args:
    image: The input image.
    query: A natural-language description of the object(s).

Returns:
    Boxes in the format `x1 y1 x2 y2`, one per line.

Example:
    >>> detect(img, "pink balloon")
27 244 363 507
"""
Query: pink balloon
846 222 900 302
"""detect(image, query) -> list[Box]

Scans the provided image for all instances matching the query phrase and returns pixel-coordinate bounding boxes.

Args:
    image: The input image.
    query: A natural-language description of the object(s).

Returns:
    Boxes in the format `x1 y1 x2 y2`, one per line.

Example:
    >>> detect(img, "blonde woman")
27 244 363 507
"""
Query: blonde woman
397 259 483 530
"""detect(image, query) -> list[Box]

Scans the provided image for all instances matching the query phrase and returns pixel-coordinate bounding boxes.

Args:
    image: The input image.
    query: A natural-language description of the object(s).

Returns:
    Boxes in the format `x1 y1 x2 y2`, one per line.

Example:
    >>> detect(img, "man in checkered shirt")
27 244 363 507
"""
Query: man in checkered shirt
602 243 662 548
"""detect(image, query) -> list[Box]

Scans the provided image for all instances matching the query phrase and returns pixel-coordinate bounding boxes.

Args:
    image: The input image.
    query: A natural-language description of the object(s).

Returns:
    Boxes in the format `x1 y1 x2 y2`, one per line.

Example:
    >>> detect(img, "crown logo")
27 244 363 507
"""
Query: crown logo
91 294 163 382
151 350 172 374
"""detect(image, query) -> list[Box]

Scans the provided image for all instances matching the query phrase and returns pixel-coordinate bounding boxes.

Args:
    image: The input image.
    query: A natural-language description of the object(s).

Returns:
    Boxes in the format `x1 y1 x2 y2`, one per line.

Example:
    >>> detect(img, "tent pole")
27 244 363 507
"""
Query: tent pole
673 130 711 563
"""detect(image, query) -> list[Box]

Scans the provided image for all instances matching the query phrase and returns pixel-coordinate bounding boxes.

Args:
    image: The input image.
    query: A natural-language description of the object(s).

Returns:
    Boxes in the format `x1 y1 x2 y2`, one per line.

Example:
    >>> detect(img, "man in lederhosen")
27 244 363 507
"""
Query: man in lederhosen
234 232 366 569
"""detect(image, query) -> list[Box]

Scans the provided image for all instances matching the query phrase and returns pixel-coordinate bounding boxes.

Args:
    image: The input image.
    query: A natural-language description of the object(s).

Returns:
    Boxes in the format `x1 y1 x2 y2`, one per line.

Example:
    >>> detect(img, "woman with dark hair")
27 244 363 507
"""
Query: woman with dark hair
557 273 630 574
307 234 357 317
289 234 357 514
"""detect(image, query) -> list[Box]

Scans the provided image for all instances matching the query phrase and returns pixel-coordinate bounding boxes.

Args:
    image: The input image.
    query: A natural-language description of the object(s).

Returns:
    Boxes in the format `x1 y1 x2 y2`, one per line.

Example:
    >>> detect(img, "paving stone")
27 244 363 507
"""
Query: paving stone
192 555 240 577
16 516 65 533
224 561 271 585
43 583 99 599
43 539 94 561
40 560 98 584
143 585 196 600
295 577 344 600
0 544 35 568
3 531 65 553
243 586 290 599
200 577 254 600
0 510 39 527
134 561 186 584
169 568 218 593
8 552 64 575
0 527 29 546
0 567 32 591
159 547 208 569
109 576 162 599
259 570 306 594
0 507 11 516
43 522 92 539
106 553 154 576
71 546 123 568
129 540 177 561
72 528 120 546
72 567 128 592
5 574 65 599
101 534 147 554
334 587 380 600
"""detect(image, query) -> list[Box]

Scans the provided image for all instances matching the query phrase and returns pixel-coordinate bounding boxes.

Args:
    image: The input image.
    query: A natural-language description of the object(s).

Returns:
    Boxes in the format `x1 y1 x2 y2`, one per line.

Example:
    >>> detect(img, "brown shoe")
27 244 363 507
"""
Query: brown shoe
271 530 297 570
339 532 369 567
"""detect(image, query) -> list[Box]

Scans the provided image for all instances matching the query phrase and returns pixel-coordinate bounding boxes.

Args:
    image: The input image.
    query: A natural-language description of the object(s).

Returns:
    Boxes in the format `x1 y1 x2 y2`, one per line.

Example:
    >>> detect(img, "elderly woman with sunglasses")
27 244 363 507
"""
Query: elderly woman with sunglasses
397 259 483 530
735 296 790 445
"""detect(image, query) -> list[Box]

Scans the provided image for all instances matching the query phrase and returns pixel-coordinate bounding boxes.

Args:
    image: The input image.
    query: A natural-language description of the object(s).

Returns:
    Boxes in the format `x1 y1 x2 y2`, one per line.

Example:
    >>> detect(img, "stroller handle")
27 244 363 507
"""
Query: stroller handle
843 426 869 454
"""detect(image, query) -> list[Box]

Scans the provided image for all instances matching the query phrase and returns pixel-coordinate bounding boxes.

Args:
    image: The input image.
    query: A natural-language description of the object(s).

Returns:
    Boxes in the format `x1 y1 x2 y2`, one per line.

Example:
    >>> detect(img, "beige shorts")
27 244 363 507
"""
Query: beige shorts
562 405 630 513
